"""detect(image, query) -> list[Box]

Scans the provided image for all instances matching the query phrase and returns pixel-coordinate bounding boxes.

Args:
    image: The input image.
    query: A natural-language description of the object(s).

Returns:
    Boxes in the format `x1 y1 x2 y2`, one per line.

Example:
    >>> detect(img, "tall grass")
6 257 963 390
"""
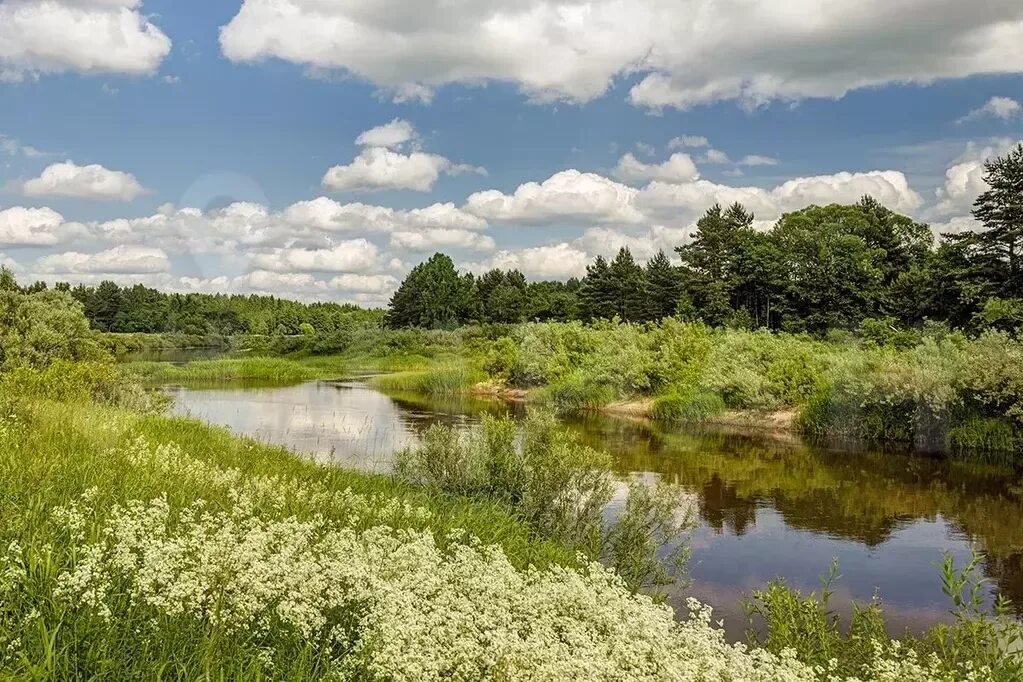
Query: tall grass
121 356 346 384
396 412 694 593
367 362 484 395
745 557 1023 681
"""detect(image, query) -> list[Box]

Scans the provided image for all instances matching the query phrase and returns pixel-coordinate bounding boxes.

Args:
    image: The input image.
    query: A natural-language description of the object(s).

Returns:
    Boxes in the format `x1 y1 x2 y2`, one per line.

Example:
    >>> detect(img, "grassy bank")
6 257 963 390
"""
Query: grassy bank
1 390 1018 679
121 356 347 384
462 320 1023 457
116 319 1023 456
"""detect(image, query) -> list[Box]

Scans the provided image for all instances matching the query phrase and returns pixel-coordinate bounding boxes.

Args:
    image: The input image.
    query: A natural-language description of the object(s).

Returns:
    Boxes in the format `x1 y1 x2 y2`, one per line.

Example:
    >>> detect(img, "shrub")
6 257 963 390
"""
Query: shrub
652 389 726 424
397 412 614 552
0 288 106 371
540 370 620 412
746 555 1023 681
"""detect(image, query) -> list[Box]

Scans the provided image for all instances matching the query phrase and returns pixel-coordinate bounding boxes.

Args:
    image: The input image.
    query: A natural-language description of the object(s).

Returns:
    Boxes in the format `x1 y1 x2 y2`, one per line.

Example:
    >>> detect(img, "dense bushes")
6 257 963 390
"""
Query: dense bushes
0 287 106 371
450 320 1023 455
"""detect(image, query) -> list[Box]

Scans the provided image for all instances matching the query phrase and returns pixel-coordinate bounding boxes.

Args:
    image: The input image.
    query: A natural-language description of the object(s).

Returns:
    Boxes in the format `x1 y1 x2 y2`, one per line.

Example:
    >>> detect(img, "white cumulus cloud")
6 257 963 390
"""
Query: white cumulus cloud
322 147 482 193
958 96 1022 123
249 240 382 273
613 153 699 184
355 119 418 149
35 245 170 274
391 229 495 253
20 161 147 201
466 243 591 280
0 0 170 81
0 206 68 245
464 170 644 225
934 138 1022 216
220 0 1023 110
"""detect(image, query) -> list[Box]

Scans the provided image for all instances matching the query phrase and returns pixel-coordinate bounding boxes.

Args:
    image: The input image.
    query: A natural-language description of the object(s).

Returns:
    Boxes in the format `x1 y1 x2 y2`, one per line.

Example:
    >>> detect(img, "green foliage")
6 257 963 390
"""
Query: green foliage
0 285 106 371
746 554 1023 681
367 363 483 395
396 412 695 593
56 280 382 336
397 412 615 553
386 253 475 328
652 389 726 424
603 481 694 594
122 356 342 384
745 560 890 676
928 551 1023 679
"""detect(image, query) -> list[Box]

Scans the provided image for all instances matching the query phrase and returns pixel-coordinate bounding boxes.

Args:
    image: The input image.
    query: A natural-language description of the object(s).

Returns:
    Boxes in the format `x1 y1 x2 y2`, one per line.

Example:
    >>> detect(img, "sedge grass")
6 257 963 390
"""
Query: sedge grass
120 356 346 385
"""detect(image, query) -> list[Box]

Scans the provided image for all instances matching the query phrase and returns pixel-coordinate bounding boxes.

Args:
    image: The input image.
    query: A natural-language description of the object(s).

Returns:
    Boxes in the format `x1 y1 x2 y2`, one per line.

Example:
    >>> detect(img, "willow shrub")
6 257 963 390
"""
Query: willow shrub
397 412 693 592
798 333 1023 453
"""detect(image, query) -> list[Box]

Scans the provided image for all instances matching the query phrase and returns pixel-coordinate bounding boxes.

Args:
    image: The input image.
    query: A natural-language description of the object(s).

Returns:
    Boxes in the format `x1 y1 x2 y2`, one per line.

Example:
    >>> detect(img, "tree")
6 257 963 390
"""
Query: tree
579 256 617 321
85 281 123 332
0 266 17 293
678 203 757 326
475 269 527 323
644 250 683 321
0 272 104 371
772 205 884 333
524 280 580 321
608 248 647 322
972 143 1023 297
386 253 474 328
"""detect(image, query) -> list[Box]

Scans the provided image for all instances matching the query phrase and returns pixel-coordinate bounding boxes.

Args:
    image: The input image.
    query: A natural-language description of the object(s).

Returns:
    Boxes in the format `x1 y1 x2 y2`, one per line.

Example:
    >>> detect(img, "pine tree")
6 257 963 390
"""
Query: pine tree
644 250 682 321
608 248 647 322
386 253 474 328
579 256 617 320
972 143 1023 297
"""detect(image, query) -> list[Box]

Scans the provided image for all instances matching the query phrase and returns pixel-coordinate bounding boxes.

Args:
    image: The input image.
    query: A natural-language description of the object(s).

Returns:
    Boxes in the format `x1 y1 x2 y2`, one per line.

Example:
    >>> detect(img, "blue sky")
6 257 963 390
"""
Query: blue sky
1 0 1021 305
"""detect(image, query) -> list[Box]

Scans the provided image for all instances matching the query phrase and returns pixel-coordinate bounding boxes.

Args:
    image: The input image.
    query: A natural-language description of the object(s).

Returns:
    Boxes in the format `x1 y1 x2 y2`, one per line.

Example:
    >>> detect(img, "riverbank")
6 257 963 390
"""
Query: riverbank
117 320 1023 460
3 386 1019 680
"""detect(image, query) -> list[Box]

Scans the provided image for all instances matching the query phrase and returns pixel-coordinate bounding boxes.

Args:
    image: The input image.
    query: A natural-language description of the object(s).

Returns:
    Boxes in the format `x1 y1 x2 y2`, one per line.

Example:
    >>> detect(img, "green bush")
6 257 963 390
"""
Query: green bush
396 412 693 592
397 412 614 552
0 288 106 371
541 370 619 412
653 389 726 424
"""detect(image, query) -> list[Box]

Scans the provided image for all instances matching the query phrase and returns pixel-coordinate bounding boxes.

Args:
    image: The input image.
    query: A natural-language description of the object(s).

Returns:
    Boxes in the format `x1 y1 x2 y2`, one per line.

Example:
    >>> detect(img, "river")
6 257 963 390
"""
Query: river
165 378 1023 640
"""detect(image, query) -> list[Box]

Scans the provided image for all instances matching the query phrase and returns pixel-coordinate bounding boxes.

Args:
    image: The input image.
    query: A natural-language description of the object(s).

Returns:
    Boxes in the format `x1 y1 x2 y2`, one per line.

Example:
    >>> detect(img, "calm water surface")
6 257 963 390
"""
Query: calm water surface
166 379 1023 639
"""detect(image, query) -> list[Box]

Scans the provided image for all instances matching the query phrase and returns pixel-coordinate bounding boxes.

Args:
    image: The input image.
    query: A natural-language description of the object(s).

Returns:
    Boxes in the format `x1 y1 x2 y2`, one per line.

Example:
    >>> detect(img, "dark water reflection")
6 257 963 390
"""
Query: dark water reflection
167 379 1023 639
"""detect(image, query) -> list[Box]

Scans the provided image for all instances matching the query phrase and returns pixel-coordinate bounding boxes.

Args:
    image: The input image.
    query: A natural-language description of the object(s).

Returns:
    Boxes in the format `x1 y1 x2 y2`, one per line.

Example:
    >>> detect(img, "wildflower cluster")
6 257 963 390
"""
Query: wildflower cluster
49 490 968 681
122 436 433 528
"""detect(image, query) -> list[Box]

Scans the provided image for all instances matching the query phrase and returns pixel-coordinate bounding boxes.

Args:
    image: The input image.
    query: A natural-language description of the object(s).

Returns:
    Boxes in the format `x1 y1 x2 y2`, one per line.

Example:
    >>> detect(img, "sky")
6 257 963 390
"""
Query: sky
0 0 1022 307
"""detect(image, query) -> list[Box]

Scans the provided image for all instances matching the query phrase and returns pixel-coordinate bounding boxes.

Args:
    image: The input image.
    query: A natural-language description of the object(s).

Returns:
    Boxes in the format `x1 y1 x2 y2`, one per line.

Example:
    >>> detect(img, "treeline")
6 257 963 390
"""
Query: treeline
7 278 383 337
388 144 1023 335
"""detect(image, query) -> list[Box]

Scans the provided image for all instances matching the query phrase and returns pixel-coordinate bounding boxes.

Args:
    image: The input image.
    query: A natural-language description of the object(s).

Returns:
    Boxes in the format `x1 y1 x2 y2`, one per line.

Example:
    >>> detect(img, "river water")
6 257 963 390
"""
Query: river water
165 378 1023 639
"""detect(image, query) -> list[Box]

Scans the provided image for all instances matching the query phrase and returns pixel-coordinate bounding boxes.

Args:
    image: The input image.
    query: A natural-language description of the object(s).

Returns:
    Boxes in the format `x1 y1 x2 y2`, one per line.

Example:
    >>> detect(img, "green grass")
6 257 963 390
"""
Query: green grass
0 395 575 679
652 389 727 424
0 397 571 567
367 362 484 395
120 356 347 384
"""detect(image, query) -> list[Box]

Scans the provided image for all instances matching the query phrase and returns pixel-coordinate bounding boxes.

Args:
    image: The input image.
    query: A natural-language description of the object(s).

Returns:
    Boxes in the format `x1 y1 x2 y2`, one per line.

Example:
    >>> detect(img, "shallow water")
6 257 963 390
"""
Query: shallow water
166 379 1023 639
